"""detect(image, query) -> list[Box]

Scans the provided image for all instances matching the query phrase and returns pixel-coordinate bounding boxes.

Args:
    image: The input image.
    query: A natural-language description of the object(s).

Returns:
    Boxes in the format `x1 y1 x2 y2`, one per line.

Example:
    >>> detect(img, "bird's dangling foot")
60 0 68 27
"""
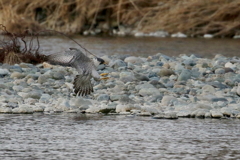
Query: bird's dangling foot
100 73 109 80
100 73 109 76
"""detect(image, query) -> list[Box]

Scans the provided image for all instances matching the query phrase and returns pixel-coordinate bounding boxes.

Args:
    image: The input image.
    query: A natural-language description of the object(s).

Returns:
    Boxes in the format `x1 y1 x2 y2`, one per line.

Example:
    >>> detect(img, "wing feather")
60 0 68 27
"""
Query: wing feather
73 75 93 96
45 48 99 96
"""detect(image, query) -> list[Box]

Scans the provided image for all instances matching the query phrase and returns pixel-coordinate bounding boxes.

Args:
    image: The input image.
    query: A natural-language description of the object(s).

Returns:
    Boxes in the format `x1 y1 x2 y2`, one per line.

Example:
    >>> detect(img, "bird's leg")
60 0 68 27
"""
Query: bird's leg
100 73 109 80
100 73 109 76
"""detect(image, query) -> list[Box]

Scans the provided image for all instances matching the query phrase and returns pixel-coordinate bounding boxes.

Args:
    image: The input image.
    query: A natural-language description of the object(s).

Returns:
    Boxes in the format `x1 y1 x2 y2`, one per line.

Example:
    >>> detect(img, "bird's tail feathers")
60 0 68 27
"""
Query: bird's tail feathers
73 75 93 96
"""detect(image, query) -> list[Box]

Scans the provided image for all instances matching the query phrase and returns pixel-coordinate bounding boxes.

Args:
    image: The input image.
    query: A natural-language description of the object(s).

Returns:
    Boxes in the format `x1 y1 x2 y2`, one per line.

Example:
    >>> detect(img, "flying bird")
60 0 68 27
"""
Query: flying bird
44 48 105 96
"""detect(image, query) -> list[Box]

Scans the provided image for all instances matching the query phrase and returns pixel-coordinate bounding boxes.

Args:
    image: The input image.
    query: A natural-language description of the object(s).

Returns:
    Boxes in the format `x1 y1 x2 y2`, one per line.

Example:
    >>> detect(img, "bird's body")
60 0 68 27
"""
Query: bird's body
45 48 102 96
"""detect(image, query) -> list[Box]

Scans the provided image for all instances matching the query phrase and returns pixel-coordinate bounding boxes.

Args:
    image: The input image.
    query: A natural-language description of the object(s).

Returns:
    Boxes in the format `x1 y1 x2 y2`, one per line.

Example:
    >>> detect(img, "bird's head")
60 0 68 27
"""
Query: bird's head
96 57 105 65
93 57 105 66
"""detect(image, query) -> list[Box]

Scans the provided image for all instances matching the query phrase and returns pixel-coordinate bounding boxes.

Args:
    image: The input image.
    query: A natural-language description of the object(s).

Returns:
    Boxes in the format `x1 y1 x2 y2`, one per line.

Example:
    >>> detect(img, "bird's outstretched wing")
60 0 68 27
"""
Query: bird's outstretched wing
45 48 89 66
45 48 99 96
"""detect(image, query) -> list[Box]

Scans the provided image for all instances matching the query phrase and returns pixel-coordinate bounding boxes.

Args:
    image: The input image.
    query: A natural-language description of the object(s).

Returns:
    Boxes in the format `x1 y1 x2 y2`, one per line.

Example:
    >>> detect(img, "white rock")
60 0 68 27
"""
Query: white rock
54 98 71 111
202 85 216 94
12 85 24 92
119 112 131 115
44 106 54 112
24 98 38 105
233 35 240 39
134 32 145 37
171 32 187 38
136 112 152 116
85 105 100 113
135 83 153 90
237 83 240 96
225 62 236 70
210 110 223 118
164 111 178 119
205 112 212 118
65 82 73 90
0 107 12 113
12 104 34 113
100 55 111 65
18 92 29 99
116 104 137 113
215 68 225 74
119 72 134 82
203 34 213 38
196 103 212 110
70 97 92 110
195 109 209 118
139 88 161 96
10 72 25 79
177 110 192 117
39 94 51 103
141 105 159 114
149 31 169 37
124 56 143 64
32 106 44 112
161 96 178 106
0 69 10 76
130 109 141 114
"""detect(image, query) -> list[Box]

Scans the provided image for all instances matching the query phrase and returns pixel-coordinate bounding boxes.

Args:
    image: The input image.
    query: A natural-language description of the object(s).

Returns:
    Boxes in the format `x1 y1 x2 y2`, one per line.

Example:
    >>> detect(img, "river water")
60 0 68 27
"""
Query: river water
1 36 240 159
38 36 240 58
1 114 240 160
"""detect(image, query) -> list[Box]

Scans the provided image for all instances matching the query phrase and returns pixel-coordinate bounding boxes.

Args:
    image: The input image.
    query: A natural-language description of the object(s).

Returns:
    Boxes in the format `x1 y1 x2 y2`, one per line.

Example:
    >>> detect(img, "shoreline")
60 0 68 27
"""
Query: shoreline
0 52 240 119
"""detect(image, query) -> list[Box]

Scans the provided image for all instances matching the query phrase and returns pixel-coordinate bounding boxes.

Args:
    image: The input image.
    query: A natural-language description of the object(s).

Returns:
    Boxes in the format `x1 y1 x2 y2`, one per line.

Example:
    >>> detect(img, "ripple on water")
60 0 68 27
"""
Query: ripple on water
0 114 240 160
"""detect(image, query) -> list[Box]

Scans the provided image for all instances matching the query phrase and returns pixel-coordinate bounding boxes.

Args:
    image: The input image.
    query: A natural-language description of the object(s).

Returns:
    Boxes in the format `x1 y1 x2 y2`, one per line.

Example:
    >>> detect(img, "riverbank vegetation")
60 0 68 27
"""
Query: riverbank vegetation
0 24 44 65
0 0 240 37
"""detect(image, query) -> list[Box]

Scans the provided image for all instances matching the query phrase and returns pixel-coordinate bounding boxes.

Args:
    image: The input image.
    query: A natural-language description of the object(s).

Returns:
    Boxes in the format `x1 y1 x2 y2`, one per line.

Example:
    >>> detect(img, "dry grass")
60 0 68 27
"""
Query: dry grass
141 0 240 37
0 0 240 37
0 24 44 65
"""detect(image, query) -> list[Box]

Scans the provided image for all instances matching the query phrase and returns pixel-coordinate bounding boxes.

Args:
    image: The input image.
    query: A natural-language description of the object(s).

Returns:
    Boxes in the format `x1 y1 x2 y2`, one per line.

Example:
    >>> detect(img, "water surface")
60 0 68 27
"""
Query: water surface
1 114 240 160
39 36 240 58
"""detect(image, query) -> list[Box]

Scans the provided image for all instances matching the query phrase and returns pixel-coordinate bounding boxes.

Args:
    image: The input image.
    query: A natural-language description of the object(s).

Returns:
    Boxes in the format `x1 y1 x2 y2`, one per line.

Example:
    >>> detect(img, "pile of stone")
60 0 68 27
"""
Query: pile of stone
0 53 240 119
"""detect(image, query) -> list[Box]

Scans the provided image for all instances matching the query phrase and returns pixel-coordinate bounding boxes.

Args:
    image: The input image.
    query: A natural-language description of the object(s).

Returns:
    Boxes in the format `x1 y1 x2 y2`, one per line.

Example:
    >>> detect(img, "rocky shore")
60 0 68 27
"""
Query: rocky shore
0 53 240 119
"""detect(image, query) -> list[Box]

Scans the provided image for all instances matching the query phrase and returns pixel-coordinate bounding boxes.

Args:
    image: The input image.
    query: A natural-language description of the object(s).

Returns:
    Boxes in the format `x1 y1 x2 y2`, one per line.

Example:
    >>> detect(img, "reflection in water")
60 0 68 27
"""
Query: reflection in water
38 36 240 58
0 114 240 159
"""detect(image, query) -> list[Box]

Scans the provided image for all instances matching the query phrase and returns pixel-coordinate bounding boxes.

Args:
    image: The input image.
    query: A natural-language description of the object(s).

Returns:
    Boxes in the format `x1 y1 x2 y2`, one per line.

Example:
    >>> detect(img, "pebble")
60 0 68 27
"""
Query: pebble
161 96 178 106
237 83 240 96
158 69 175 77
136 112 152 116
124 56 143 64
132 71 149 81
0 52 240 119
12 104 34 114
110 59 127 70
97 94 110 102
164 111 178 119
119 72 134 82
0 107 12 113
0 68 10 77
69 97 92 110
177 69 191 81
210 110 223 118
10 72 25 79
